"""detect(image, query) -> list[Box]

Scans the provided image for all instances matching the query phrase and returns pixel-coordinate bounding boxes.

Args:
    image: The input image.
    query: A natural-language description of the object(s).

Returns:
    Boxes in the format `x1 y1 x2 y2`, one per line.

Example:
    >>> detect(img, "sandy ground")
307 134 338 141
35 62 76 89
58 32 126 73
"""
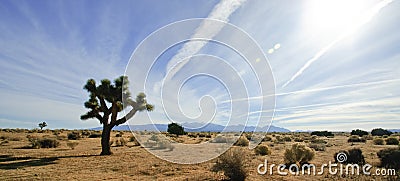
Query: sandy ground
0 130 399 180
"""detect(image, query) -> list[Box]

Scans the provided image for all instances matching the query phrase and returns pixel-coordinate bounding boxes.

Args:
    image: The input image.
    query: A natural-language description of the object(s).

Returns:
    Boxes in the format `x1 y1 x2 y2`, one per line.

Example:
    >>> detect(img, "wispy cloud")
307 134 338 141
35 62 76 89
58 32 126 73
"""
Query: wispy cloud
165 0 246 81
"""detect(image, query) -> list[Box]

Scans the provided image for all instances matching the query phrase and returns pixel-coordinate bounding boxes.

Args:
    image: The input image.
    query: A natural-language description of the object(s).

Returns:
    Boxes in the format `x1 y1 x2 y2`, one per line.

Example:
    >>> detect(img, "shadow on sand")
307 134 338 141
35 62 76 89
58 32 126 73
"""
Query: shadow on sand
0 154 99 170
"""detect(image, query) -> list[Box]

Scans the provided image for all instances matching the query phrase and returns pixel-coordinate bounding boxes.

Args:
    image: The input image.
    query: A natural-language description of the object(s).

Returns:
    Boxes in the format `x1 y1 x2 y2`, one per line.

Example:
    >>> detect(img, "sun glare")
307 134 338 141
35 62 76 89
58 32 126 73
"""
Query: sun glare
305 0 368 34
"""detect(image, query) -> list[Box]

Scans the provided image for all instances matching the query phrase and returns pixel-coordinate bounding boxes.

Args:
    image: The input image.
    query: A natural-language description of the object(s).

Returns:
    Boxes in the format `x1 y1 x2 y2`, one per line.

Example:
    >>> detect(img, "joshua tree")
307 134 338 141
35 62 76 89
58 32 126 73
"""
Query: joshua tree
80 76 153 155
38 121 47 130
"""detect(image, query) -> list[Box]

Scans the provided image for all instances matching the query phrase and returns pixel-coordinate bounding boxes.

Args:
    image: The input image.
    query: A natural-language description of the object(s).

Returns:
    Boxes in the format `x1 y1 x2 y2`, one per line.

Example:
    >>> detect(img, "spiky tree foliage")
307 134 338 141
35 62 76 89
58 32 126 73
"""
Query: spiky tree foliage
80 76 153 155
38 121 47 130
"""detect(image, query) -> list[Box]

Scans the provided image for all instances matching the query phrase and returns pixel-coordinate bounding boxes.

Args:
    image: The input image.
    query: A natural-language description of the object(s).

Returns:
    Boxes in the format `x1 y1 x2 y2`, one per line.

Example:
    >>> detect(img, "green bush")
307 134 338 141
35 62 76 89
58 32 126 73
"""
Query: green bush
311 131 334 137
234 136 249 147
67 132 81 140
212 148 247 181
371 128 392 136
377 148 400 169
284 143 315 165
385 137 399 145
88 133 102 138
167 122 185 136
351 129 368 137
373 138 385 145
254 145 271 156
347 135 366 143
334 148 365 165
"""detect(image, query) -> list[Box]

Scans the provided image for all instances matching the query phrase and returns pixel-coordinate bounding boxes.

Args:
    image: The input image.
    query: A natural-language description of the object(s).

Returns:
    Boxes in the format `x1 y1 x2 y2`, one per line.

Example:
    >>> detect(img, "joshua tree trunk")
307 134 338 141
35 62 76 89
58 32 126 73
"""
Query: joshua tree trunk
101 125 113 155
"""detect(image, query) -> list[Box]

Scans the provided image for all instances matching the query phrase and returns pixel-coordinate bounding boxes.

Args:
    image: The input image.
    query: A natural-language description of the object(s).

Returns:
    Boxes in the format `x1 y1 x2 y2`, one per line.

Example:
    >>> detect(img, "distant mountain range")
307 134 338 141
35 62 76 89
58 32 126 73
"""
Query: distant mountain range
91 122 290 132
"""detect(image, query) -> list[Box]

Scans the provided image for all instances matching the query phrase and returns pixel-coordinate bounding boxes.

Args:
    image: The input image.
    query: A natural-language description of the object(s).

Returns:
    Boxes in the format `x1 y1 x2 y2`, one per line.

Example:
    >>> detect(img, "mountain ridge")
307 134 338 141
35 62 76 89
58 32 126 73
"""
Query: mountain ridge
90 122 290 132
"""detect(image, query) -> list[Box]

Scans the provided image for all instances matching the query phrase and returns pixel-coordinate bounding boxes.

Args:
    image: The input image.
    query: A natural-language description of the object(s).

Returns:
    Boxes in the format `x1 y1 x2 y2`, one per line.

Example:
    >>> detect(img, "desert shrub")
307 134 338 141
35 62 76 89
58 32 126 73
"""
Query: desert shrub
347 135 366 143
129 135 136 142
8 137 22 141
149 134 161 142
67 141 79 150
30 138 60 149
371 128 392 136
284 143 315 165
244 133 252 141
234 137 249 147
309 143 326 151
377 148 400 169
212 148 247 181
0 140 9 146
157 140 174 151
262 136 272 142
351 129 369 137
128 136 139 146
143 140 157 148
205 134 212 138
167 122 185 136
373 138 385 145
28 128 40 133
362 134 373 140
386 137 399 145
56 135 67 140
311 139 327 144
282 136 292 142
213 135 229 143
81 130 91 137
334 148 365 165
311 131 333 137
294 137 304 142
52 130 60 136
119 137 127 146
198 133 206 138
254 145 271 156
383 135 389 138
188 133 197 138
115 132 124 137
115 138 127 147
67 132 81 140
88 133 102 138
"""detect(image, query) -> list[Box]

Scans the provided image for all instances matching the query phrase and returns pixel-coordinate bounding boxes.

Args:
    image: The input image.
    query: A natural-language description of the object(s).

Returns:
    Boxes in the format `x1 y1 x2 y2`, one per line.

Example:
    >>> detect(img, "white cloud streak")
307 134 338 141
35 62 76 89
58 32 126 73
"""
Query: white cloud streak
165 0 246 81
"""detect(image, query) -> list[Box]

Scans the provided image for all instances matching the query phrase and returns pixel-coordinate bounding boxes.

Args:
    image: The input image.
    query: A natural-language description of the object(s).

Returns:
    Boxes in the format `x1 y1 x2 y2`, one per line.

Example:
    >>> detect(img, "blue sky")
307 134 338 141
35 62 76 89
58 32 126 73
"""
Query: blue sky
0 0 399 131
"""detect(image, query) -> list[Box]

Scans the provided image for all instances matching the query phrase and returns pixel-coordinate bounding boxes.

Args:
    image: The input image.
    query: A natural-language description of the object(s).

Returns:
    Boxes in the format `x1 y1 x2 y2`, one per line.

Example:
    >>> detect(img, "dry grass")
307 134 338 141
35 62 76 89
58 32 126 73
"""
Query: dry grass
0 130 398 180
